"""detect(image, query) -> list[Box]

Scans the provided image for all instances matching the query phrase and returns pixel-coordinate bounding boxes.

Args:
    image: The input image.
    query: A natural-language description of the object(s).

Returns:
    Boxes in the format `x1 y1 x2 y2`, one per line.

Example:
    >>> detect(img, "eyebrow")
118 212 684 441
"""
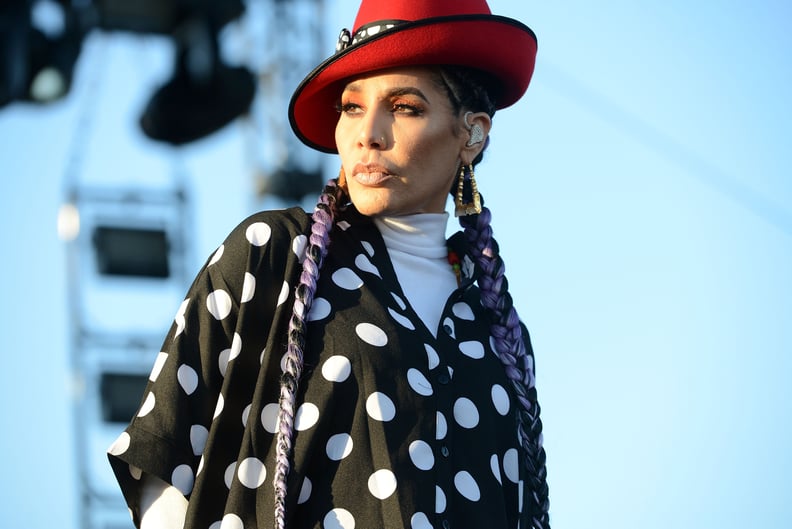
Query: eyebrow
342 83 431 104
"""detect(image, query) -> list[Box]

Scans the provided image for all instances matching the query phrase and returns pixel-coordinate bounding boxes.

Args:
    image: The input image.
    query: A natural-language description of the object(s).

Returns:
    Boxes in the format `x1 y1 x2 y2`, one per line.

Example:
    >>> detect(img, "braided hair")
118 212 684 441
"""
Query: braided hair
273 179 342 529
440 65 551 528
273 67 550 528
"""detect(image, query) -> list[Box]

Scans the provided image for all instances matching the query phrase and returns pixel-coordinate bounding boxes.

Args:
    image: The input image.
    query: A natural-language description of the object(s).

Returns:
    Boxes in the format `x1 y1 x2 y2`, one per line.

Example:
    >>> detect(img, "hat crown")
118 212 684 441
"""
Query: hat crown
353 0 492 32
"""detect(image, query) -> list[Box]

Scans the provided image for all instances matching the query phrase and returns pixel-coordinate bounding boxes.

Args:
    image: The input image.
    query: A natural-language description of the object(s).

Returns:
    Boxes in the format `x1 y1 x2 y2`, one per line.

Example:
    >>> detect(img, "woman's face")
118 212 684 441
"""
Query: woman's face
335 67 469 217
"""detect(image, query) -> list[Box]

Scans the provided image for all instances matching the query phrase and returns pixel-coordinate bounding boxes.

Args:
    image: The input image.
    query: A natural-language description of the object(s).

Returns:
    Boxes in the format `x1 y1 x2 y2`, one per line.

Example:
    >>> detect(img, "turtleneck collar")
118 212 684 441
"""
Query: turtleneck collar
373 213 450 259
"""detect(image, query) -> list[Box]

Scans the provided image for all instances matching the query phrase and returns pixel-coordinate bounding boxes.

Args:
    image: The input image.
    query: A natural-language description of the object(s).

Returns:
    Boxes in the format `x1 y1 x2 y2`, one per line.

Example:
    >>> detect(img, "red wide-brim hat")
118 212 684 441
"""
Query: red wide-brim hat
288 0 538 154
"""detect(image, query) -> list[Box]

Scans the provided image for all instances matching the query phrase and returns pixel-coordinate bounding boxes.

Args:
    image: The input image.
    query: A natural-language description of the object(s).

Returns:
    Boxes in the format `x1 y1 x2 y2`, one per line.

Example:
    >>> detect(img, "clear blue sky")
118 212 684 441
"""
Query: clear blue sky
1 1 790 528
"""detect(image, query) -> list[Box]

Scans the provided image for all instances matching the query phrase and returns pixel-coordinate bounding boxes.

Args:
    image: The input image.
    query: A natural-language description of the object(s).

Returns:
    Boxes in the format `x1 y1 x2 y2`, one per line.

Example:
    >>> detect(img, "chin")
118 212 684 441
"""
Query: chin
348 190 396 217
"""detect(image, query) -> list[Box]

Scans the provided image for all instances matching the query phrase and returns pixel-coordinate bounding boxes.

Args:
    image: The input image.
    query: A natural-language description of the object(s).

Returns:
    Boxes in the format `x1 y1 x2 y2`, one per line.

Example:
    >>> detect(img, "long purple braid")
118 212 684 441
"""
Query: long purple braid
273 178 341 529
459 205 551 529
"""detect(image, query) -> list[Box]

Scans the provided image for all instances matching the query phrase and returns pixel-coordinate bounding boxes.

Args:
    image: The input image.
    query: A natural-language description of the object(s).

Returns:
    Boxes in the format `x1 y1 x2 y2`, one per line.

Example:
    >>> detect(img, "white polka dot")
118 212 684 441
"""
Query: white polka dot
409 440 434 470
322 355 351 382
213 394 225 419
129 465 142 480
411 512 432 529
241 272 256 303
197 456 205 475
292 234 308 261
108 432 130 455
503 448 520 483
219 333 243 376
277 280 290 306
424 344 439 370
368 469 397 499
490 454 502 484
326 433 354 460
518 479 525 513
454 471 481 501
453 397 479 429
491 384 510 415
337 220 351 231
452 302 475 320
355 254 381 277
308 297 331 321
295 402 320 431
361 240 374 256
172 464 195 495
356 322 388 346
206 290 233 320
261 403 279 433
435 485 446 513
238 457 267 488
208 521 220 529
388 307 415 330
208 244 224 266
177 364 199 395
245 222 271 246
459 341 485 359
436 412 447 440
366 392 396 422
298 477 312 504
138 392 155 417
332 268 364 290
224 461 236 488
149 352 168 382
391 291 406 310
190 425 209 456
242 403 252 425
324 508 355 529
489 336 499 357
220 512 244 529
407 368 433 396
174 298 190 336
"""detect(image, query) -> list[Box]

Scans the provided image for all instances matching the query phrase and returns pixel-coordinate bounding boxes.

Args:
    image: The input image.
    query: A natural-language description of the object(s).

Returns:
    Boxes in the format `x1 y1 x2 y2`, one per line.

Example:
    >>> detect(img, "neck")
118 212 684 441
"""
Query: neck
373 212 450 259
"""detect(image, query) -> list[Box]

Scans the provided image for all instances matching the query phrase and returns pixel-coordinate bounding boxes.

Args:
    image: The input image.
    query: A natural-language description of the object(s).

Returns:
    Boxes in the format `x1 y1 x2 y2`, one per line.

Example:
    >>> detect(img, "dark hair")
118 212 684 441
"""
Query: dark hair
435 66 497 166
273 68 550 529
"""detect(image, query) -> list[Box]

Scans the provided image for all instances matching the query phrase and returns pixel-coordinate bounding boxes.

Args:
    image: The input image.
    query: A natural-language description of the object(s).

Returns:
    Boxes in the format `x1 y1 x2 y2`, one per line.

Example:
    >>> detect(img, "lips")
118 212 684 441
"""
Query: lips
352 163 393 185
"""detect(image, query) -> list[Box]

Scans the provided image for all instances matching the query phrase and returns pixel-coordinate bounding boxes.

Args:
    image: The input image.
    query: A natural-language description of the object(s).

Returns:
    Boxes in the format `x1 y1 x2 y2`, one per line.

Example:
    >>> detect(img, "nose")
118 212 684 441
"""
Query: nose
357 110 388 150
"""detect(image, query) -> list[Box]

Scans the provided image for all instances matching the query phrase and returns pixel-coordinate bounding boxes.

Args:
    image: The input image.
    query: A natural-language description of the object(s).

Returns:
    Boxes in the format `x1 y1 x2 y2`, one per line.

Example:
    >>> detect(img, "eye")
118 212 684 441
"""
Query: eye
392 102 423 116
337 101 363 115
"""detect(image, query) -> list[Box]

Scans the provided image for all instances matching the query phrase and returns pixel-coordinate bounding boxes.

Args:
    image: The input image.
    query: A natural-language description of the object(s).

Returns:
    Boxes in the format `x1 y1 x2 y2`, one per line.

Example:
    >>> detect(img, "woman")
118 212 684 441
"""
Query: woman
108 1 550 528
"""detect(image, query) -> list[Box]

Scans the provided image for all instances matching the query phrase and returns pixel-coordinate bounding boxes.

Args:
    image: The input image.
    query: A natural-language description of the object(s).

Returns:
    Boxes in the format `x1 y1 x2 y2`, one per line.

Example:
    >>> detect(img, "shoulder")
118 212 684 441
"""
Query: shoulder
203 207 312 282
225 207 312 246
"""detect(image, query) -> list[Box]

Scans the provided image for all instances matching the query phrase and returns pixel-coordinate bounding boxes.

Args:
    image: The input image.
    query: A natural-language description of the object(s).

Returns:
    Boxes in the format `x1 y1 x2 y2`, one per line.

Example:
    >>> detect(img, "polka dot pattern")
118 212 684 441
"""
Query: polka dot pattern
355 322 388 346
324 508 355 529
368 469 397 499
107 209 526 529
206 290 233 320
321 355 352 382
237 457 267 488
326 433 354 461
366 392 396 422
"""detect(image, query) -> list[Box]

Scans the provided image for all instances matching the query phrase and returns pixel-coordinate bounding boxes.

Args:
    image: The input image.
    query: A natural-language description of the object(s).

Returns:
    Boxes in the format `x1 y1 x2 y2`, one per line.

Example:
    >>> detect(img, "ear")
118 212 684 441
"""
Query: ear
460 111 492 165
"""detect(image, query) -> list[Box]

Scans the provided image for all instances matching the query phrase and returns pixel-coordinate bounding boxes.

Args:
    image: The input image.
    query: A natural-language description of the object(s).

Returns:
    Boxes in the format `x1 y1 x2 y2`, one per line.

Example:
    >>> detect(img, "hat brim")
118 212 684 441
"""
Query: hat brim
289 14 537 154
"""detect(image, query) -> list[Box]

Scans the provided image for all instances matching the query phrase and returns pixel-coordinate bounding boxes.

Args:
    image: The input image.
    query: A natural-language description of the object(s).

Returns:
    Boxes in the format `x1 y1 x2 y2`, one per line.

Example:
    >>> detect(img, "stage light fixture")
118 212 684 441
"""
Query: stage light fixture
92 225 170 278
259 165 325 203
0 0 85 108
139 35 256 145
137 0 254 145
99 372 149 423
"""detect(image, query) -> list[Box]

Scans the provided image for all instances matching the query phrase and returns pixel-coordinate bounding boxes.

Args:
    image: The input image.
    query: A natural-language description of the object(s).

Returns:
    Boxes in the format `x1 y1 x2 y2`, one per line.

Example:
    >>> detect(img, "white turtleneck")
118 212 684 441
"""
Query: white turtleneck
373 212 458 336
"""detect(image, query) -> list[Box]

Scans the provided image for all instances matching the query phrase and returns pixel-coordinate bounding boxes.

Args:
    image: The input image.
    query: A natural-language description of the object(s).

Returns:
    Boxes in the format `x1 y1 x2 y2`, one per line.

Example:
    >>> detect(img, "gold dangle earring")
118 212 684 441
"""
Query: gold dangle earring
454 163 482 216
